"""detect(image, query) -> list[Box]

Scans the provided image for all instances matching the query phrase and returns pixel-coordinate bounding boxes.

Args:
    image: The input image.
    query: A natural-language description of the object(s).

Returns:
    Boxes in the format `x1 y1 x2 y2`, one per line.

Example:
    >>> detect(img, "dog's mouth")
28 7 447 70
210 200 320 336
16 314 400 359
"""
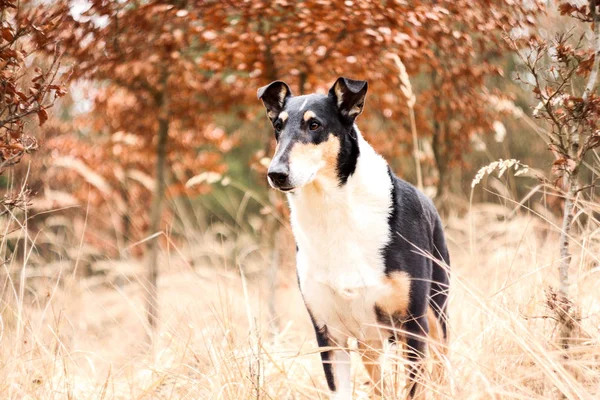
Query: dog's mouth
277 186 296 193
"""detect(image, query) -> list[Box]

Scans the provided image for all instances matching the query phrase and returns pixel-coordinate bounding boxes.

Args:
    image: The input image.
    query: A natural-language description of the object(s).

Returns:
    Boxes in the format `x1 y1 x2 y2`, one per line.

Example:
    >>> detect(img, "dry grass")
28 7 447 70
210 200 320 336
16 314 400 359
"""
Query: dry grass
2 203 600 399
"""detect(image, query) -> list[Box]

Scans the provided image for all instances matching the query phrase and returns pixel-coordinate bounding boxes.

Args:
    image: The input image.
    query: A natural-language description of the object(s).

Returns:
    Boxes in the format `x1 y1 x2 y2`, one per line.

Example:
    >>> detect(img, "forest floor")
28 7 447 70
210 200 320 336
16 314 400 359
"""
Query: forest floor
2 203 600 399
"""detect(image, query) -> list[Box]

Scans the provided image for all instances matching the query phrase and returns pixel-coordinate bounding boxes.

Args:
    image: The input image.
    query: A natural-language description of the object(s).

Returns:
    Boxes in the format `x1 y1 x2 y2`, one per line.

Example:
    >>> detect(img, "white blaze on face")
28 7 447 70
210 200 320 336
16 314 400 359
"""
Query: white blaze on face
299 98 308 111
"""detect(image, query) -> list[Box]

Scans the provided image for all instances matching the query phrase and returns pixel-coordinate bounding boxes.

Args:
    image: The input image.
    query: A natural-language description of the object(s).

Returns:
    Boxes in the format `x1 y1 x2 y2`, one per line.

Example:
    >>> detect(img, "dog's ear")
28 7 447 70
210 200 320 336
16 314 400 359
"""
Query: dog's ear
257 81 292 121
328 77 368 121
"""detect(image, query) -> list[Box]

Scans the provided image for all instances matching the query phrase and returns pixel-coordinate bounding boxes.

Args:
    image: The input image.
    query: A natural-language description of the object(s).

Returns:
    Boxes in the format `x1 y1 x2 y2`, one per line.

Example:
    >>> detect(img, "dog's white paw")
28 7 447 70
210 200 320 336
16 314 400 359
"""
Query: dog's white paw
331 391 352 400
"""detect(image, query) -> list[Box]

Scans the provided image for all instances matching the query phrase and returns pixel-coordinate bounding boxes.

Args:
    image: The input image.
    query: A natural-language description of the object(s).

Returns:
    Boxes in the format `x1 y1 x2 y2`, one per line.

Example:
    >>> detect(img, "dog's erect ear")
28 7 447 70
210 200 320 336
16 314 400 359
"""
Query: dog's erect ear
257 81 292 121
328 77 368 121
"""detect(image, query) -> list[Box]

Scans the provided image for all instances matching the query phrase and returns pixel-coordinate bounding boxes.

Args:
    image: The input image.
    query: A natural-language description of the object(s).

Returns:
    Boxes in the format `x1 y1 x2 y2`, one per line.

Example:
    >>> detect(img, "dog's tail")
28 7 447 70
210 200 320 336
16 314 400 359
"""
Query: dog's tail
430 217 450 340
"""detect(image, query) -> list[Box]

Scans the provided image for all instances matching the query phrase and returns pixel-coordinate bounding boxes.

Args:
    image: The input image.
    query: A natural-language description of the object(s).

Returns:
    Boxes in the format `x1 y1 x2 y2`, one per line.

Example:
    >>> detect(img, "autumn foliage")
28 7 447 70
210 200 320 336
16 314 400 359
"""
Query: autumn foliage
44 2 234 252
0 0 67 208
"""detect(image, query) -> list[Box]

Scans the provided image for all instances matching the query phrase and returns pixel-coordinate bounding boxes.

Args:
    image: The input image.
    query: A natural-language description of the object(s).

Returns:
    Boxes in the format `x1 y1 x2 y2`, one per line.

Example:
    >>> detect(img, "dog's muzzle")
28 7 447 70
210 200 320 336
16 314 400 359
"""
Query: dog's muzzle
267 164 294 192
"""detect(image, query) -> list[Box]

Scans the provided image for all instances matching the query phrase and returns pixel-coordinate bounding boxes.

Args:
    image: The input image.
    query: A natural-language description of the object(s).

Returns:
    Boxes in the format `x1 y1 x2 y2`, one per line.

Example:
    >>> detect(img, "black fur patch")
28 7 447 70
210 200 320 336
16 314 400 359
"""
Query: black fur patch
336 126 359 185
305 305 336 392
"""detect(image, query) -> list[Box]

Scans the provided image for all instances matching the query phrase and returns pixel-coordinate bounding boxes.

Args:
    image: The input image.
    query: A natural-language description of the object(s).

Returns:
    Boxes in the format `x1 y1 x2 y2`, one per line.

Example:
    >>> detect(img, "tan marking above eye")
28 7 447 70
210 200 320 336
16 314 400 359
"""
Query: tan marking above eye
376 271 411 316
279 111 288 122
303 110 317 121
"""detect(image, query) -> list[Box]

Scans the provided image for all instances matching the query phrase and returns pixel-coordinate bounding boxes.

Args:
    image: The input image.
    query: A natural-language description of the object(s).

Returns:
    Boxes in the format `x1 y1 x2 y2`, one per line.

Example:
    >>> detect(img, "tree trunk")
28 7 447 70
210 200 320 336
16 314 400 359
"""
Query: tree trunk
120 167 130 254
261 31 282 335
557 171 578 351
146 78 169 331
432 119 449 216
267 212 281 334
554 0 597 356
430 62 450 215
409 106 423 191
558 174 578 298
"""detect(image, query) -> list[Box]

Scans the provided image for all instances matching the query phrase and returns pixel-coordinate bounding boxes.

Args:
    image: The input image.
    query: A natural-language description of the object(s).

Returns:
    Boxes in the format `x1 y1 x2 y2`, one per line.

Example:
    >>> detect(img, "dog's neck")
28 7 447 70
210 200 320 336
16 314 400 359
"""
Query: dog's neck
287 126 394 287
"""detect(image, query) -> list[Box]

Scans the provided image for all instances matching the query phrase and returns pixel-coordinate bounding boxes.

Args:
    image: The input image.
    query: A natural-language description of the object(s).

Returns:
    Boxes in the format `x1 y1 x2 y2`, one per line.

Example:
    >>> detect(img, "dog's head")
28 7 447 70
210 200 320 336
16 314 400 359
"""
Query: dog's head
257 77 367 192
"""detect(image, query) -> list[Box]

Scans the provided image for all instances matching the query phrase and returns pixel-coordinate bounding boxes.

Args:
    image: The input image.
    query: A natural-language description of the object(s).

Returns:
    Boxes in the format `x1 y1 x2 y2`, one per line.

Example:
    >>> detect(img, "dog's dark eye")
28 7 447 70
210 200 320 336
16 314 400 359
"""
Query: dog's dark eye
309 121 320 131
274 122 282 132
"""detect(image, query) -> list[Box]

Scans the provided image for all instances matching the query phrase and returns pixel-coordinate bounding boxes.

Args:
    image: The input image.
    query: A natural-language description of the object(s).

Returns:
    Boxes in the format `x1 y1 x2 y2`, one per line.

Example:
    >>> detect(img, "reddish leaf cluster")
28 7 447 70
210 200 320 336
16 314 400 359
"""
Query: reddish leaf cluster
513 1 600 191
0 0 67 175
37 1 234 249
558 1 594 22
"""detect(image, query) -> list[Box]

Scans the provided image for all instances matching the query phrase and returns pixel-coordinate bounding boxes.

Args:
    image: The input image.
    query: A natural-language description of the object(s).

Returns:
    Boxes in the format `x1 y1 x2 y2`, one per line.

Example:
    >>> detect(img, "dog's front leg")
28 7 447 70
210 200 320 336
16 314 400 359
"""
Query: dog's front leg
311 321 352 399
403 316 429 400
327 348 352 400
358 340 384 398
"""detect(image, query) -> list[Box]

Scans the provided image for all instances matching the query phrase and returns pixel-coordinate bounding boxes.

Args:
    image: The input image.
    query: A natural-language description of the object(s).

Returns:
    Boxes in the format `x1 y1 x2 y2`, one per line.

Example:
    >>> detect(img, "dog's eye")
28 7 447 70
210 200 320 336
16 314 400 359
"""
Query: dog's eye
274 122 282 132
309 121 320 131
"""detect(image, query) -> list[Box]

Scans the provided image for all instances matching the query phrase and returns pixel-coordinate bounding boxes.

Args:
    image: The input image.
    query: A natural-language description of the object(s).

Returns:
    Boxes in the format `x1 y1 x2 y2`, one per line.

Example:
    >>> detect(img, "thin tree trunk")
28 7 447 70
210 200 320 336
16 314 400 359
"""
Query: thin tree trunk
146 75 169 331
120 167 130 254
430 62 450 215
555 0 598 351
558 174 578 299
409 106 423 191
557 172 578 351
261 31 282 335
432 119 449 215
267 214 281 334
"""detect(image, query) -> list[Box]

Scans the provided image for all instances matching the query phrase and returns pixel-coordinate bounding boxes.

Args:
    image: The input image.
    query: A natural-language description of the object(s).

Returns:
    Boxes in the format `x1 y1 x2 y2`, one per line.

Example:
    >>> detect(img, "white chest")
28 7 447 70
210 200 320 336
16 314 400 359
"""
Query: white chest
296 249 393 341
288 139 394 341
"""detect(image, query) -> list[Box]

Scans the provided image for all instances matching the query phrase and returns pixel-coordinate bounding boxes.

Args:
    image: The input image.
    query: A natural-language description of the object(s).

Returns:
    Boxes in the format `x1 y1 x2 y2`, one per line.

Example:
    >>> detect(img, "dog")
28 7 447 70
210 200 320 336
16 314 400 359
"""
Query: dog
258 77 450 399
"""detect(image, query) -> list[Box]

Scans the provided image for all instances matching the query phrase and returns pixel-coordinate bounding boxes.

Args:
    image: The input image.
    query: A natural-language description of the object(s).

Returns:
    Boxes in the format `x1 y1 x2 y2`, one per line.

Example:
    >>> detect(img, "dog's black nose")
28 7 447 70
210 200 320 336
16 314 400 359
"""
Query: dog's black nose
268 167 289 187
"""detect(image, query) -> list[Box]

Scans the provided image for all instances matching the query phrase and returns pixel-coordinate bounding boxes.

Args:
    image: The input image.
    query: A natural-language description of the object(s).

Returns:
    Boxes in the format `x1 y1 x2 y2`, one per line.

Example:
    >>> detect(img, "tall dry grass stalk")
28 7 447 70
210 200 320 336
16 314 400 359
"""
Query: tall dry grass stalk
389 53 423 191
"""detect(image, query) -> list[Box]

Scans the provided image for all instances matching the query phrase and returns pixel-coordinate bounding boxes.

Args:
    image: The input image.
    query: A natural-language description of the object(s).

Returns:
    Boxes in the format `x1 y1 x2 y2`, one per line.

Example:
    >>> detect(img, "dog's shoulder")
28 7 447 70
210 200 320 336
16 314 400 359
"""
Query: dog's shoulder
388 170 437 231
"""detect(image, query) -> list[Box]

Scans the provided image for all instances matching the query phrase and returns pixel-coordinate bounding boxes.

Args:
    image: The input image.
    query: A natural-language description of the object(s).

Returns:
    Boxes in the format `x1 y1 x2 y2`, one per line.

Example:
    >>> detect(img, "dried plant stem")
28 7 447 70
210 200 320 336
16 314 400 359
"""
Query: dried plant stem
390 53 423 190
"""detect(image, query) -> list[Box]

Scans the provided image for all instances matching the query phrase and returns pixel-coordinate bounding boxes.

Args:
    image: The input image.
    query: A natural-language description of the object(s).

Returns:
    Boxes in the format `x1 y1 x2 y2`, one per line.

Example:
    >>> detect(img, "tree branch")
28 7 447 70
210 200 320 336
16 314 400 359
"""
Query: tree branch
583 0 600 102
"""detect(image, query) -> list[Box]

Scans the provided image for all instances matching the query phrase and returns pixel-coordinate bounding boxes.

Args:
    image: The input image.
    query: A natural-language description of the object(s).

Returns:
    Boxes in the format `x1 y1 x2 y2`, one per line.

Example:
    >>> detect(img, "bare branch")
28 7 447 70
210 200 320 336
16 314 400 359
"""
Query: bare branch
583 0 600 102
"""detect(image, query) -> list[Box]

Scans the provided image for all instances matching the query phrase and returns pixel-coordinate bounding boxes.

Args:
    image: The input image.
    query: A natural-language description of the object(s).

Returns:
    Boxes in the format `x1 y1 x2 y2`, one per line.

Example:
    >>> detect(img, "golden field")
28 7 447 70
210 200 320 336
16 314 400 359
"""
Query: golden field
2 203 600 400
